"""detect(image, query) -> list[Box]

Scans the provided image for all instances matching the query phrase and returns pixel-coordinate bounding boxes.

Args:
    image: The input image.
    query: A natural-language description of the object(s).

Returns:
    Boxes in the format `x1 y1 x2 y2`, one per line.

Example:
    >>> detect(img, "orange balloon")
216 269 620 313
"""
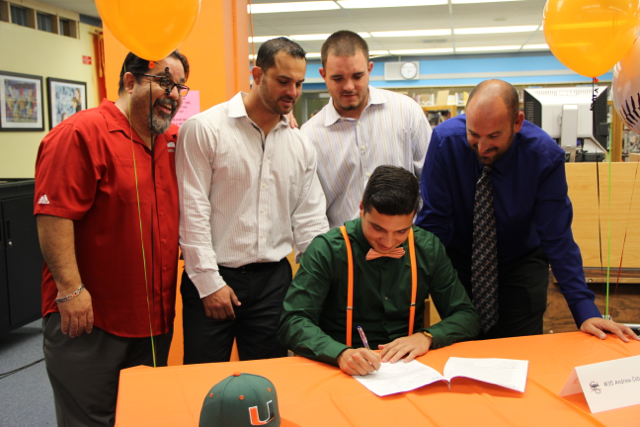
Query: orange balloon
96 0 201 61
543 0 640 78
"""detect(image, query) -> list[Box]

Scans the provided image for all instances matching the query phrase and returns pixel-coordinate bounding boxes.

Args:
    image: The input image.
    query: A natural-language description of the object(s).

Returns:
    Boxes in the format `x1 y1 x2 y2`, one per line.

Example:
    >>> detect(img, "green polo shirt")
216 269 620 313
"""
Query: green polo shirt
277 218 480 366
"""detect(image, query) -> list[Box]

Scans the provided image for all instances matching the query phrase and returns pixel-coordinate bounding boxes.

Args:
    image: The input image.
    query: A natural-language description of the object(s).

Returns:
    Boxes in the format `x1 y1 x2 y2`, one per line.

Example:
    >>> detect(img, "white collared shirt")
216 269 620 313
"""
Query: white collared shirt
176 92 329 298
301 86 432 229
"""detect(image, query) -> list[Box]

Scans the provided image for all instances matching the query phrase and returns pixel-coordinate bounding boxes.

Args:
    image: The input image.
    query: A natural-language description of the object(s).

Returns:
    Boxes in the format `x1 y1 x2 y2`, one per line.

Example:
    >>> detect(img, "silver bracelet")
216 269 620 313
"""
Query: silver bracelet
55 284 84 304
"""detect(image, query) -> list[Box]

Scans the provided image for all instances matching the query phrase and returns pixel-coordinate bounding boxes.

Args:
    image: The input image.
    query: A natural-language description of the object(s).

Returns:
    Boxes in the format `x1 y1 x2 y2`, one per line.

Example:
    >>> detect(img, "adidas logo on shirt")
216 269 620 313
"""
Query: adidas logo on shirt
38 194 50 205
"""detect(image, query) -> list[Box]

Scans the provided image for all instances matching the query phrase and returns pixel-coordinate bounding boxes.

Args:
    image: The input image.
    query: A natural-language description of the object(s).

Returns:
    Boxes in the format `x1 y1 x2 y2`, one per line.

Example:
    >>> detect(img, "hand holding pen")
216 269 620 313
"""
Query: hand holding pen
336 326 382 376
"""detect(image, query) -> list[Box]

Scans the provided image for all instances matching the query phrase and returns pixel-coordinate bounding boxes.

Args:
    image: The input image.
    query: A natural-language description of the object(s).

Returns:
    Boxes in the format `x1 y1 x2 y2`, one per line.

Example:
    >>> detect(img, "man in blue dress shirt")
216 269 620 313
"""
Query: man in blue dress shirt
416 79 639 341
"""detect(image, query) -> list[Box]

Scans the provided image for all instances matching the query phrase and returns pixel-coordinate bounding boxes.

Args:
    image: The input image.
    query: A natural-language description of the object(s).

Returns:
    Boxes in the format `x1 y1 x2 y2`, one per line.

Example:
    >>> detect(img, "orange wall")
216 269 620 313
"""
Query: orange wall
103 0 249 366
103 0 249 105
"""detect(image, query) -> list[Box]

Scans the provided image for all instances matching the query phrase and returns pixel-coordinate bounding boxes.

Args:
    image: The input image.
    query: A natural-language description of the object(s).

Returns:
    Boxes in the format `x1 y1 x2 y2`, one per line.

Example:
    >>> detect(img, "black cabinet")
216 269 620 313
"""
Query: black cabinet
0 180 43 335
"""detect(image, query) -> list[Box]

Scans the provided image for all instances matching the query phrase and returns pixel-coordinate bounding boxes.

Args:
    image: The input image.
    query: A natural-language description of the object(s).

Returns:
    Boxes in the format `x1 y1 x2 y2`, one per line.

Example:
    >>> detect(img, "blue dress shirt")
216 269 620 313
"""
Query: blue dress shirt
416 115 600 327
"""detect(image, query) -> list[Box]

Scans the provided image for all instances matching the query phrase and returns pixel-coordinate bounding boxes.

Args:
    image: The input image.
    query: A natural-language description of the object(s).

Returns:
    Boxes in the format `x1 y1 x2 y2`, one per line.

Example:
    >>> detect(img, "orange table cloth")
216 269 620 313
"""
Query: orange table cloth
115 332 640 427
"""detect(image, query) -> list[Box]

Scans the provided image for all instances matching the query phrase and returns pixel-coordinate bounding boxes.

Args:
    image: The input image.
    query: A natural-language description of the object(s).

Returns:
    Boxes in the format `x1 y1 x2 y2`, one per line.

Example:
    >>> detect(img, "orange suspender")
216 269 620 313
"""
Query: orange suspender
340 226 417 347
408 228 417 336
339 226 355 347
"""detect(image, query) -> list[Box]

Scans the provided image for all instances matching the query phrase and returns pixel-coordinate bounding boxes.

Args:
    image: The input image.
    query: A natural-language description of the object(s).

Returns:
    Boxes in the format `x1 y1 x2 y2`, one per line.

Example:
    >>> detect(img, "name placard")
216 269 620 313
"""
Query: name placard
560 355 640 413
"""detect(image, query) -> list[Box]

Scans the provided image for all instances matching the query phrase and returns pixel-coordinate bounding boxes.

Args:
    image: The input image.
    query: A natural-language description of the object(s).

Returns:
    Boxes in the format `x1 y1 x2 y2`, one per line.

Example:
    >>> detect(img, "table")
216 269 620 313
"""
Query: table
115 332 640 427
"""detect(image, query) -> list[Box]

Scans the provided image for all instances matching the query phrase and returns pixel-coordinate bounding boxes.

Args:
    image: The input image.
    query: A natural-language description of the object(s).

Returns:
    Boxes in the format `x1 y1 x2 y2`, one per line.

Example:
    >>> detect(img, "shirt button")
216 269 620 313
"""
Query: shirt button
159 212 164 216
162 266 167 271
366 172 371 178
262 183 267 188
162 239 166 243
260 209 265 214
260 235 265 239
384 296 388 300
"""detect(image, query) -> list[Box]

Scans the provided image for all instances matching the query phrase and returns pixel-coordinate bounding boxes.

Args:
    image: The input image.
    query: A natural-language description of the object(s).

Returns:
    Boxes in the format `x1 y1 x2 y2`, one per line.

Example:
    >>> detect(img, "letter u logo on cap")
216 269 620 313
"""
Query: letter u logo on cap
248 400 275 425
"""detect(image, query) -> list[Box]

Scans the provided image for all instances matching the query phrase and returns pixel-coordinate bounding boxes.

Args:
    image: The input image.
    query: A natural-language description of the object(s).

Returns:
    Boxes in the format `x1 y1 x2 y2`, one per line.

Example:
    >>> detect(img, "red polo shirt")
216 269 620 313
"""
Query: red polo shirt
34 99 179 338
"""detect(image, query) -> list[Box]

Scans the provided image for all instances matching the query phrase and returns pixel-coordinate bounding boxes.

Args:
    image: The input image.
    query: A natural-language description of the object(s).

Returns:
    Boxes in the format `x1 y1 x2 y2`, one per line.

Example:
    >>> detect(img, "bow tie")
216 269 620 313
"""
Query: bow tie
365 247 406 261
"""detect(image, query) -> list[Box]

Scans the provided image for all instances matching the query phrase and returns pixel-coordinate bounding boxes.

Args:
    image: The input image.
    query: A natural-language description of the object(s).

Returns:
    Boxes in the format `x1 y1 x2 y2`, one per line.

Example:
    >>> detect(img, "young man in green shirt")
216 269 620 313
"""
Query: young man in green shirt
278 166 480 376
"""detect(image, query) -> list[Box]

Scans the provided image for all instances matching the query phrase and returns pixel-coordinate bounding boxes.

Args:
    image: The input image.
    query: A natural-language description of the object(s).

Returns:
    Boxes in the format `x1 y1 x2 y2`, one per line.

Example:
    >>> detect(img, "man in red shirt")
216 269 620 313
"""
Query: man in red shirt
34 50 189 427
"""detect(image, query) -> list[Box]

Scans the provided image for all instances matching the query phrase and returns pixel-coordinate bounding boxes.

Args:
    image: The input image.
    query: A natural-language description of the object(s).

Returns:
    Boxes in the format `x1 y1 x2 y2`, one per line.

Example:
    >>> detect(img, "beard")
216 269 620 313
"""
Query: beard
149 98 178 134
259 81 296 115
337 92 366 111
473 128 515 165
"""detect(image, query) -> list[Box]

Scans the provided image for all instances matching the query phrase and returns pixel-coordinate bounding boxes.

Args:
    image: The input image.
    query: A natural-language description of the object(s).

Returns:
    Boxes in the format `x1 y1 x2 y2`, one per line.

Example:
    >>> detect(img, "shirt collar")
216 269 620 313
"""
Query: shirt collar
323 85 387 127
228 92 290 129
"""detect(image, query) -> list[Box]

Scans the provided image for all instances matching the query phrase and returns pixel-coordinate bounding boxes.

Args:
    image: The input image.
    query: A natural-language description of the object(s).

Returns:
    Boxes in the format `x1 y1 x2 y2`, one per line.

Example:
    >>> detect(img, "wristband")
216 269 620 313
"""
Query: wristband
55 284 84 304
423 331 433 339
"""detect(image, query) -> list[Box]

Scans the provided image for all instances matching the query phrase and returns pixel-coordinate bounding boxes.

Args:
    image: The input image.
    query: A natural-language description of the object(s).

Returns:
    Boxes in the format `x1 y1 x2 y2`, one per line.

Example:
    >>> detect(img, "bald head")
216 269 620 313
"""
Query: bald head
467 79 520 124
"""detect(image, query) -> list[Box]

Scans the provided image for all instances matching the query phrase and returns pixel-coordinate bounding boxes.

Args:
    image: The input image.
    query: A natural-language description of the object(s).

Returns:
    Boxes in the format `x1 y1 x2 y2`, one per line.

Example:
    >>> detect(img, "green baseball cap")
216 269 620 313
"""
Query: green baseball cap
199 372 300 427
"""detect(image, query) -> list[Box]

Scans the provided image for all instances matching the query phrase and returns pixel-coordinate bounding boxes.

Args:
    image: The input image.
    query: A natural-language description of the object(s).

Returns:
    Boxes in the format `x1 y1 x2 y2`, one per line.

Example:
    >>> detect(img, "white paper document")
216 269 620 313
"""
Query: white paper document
354 357 528 397
560 355 640 413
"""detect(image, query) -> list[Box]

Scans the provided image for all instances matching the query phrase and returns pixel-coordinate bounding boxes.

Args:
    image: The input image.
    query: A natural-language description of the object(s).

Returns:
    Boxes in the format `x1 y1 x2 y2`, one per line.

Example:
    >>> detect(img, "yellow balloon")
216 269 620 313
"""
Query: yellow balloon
96 0 201 61
543 0 640 78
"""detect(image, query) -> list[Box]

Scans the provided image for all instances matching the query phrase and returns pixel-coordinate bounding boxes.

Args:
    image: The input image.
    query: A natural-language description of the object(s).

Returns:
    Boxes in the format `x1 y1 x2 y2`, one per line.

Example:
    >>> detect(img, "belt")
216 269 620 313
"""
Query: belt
219 260 282 274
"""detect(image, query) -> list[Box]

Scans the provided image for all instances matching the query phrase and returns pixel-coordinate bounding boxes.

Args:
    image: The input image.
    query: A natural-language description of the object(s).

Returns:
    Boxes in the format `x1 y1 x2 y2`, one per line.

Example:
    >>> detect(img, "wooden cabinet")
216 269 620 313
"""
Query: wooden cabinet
0 180 43 334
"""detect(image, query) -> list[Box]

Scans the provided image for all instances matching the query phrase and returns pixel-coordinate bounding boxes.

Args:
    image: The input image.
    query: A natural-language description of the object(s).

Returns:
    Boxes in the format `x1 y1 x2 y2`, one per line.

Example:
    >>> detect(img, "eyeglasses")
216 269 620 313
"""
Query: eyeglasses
140 73 190 97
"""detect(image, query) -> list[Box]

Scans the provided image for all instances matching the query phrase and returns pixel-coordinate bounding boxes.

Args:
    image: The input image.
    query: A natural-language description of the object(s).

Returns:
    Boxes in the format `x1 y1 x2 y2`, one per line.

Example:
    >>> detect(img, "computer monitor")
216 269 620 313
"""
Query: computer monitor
523 86 609 161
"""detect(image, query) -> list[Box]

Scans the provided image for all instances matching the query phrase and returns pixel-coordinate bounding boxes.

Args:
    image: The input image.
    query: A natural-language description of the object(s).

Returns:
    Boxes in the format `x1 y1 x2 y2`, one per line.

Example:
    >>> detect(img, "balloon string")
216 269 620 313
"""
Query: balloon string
596 148 603 272
126 66 157 368
605 151 612 319
615 156 640 296
248 0 256 67
595 146 608 317
590 77 599 111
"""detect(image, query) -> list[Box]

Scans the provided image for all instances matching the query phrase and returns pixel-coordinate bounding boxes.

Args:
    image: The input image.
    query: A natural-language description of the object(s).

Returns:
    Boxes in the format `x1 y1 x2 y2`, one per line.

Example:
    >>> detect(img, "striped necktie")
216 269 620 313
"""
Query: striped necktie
472 165 499 333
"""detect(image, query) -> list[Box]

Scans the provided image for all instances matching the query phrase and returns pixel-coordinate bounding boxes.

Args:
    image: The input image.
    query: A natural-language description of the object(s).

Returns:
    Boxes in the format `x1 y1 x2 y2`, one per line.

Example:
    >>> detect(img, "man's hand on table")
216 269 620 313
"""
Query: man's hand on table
337 348 381 376
580 317 640 342
202 285 241 320
378 332 433 364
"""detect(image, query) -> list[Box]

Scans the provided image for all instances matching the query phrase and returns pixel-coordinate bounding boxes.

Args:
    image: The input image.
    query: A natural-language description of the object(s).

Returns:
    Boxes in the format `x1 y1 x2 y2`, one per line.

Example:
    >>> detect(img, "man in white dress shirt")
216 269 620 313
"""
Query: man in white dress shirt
301 30 432 229
176 38 329 363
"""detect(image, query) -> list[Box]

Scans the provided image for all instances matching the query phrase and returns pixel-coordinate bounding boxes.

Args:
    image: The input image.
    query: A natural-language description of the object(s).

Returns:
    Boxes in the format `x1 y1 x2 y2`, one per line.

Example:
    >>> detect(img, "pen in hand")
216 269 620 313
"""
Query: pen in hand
357 326 370 350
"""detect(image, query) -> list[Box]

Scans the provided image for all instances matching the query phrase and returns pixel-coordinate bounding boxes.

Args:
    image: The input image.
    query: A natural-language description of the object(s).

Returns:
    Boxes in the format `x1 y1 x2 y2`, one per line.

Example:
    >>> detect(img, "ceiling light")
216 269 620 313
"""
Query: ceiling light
370 50 391 55
248 1 339 14
248 36 287 43
338 0 447 8
371 29 451 38
455 45 521 52
452 0 527 3
522 44 549 50
291 34 331 41
250 52 323 59
358 33 372 38
389 48 454 55
454 25 539 35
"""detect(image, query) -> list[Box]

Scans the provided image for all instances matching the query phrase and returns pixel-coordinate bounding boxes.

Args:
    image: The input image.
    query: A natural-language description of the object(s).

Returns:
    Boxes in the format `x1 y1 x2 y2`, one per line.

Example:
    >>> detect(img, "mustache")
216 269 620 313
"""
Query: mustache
154 98 178 113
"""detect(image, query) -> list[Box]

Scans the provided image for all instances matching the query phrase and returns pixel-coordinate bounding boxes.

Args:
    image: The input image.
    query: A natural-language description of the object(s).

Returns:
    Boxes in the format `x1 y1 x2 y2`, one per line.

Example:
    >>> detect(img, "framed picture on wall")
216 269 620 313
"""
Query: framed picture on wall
0 71 45 131
47 78 87 129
